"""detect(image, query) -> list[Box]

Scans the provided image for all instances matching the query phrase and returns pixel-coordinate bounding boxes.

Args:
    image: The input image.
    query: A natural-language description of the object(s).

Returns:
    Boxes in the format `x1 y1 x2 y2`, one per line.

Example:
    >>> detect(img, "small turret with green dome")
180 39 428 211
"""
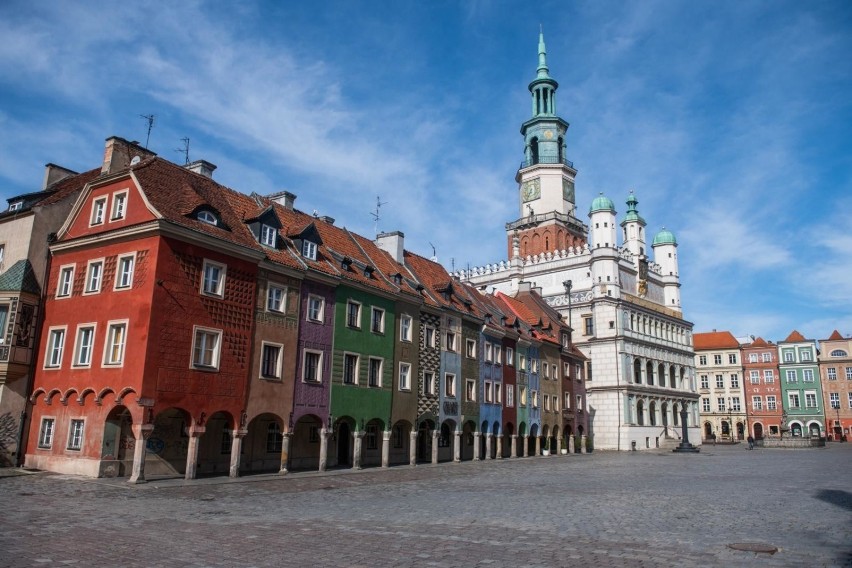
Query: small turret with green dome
621 191 646 225
589 192 616 214
653 227 677 246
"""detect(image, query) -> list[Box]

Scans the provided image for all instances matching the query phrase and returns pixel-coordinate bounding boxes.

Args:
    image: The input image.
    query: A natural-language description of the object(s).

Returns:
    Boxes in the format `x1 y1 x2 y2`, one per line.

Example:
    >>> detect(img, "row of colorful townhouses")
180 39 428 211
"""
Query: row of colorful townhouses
694 330 852 442
0 136 590 481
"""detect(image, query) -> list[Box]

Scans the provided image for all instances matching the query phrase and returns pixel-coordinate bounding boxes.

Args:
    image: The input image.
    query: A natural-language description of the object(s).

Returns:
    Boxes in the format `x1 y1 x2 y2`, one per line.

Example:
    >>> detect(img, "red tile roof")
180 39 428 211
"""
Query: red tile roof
748 337 771 347
828 330 844 341
693 331 739 350
783 330 807 342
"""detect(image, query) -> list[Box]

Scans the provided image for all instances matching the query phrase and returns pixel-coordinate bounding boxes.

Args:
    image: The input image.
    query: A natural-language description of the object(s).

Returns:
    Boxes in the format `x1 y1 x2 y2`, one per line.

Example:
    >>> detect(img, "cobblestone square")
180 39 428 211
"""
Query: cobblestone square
1 444 850 567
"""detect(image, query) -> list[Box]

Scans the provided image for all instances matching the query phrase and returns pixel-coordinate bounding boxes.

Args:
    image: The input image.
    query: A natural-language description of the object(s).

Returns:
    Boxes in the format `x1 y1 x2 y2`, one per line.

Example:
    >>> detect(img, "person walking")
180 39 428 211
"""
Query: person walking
747 435 755 450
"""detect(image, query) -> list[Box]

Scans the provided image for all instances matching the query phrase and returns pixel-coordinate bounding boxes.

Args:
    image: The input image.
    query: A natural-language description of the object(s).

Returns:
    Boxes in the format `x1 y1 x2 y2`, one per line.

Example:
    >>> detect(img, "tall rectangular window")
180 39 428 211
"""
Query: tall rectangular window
803 369 814 382
465 378 476 402
728 353 737 364
699 355 707 366
260 343 282 379
846 367 852 380
507 385 514 407
192 327 221 369
45 328 66 368
764 370 774 383
584 317 593 336
784 351 794 363
400 315 412 342
371 308 385 334
752 396 762 410
715 375 724 388
495 383 502 404
0 304 8 340
731 397 741 411
104 322 127 365
38 418 55 448
90 197 106 225
750 370 760 384
307 295 324 322
302 240 317 260
399 362 411 391
714 354 722 365
446 332 456 352
261 224 277 247
702 398 710 412
788 392 800 408
73 325 96 367
423 371 435 395
700 375 709 389
445 373 456 397
267 285 285 313
827 368 837 381
485 381 493 403
57 265 74 298
84 260 103 294
786 370 797 383
343 353 359 385
115 254 135 289
303 350 322 382
67 419 84 450
762 352 772 362
469 339 479 359
829 392 839 408
368 357 382 387
506 347 514 366
767 396 777 410
749 353 758 363
804 392 817 408
564 391 571 409
110 191 127 220
717 397 726 412
201 260 226 297
424 326 435 348
347 301 361 328
730 374 739 388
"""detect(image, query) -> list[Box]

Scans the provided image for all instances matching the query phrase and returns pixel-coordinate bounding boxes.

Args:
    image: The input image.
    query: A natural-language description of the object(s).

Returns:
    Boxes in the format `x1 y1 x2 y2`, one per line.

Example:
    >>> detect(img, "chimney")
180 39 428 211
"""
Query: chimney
186 159 217 178
376 231 405 264
268 191 296 210
102 136 156 176
517 281 533 293
319 215 335 225
42 163 78 190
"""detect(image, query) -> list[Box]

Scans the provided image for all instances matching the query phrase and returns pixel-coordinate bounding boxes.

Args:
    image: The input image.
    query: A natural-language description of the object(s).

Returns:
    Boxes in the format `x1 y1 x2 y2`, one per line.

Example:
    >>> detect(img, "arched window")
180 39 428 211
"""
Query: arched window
636 400 645 426
530 137 540 165
669 365 677 389
646 361 655 386
197 210 218 226
658 363 666 387
649 402 657 426
634 359 642 384
830 350 848 357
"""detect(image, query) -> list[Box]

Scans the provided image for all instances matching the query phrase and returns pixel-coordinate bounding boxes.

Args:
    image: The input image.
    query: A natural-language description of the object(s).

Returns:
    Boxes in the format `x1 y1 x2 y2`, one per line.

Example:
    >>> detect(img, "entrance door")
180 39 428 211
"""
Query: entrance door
337 422 351 466
753 423 764 440
736 422 745 440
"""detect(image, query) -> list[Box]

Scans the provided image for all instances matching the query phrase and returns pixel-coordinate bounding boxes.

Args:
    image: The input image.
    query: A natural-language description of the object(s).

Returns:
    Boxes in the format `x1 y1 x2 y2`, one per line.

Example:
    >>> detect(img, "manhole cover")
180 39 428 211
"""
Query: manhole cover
728 543 778 554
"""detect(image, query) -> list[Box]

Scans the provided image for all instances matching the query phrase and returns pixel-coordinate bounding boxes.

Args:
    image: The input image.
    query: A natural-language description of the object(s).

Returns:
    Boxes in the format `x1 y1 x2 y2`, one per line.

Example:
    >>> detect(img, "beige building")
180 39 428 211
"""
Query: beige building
819 330 852 441
694 331 747 442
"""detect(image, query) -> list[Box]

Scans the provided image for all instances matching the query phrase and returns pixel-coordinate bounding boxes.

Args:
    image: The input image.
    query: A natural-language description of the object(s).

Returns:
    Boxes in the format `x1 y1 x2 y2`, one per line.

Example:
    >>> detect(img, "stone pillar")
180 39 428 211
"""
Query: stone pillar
496 435 503 459
581 434 588 454
228 428 248 478
485 434 493 460
511 434 518 458
353 431 364 470
523 435 529 457
473 432 481 461
318 427 329 472
279 432 292 474
431 430 439 464
453 430 461 462
568 435 575 454
556 435 563 455
409 430 417 466
381 430 391 468
128 423 154 484
184 425 205 480
535 435 541 456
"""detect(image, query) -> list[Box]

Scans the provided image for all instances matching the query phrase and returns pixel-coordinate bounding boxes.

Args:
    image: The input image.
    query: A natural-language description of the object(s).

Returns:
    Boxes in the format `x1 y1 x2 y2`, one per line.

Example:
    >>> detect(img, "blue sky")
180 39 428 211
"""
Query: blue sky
1 1 851 343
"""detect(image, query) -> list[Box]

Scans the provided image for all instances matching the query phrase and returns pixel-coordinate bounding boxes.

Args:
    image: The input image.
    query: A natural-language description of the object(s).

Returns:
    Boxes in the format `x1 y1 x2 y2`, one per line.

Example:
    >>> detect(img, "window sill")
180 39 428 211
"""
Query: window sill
260 376 282 382
192 365 220 373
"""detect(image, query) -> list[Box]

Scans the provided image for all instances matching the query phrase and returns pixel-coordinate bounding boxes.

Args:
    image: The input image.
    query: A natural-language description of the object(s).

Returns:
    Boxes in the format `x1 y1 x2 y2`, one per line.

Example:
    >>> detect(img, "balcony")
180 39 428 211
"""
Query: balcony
519 155 574 170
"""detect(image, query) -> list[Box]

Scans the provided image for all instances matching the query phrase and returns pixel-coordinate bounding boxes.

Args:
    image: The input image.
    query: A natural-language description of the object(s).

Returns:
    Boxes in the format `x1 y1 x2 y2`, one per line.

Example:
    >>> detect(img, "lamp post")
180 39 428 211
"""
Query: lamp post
833 401 842 442
563 280 573 342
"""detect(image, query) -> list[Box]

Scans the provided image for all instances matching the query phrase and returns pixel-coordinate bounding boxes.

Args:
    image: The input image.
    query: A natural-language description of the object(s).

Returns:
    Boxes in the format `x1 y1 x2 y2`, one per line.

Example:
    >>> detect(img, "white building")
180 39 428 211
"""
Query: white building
458 32 699 450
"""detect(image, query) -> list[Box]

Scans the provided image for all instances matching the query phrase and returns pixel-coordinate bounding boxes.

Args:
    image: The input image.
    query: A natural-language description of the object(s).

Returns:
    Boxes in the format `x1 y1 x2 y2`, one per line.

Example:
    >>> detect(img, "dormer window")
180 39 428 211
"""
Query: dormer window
302 240 317 260
341 257 352 271
197 210 218 226
393 273 402 286
364 266 374 278
260 224 277 247
90 197 106 225
9 202 22 212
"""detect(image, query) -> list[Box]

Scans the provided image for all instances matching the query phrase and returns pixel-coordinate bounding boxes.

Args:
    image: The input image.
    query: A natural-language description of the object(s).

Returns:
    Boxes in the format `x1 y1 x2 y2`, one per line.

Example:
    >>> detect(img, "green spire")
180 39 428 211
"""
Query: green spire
622 190 646 225
537 27 551 80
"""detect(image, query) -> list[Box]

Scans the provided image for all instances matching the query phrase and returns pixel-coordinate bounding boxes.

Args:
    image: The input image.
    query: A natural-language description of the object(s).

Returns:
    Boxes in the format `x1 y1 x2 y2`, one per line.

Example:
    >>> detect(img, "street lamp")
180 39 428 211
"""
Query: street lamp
832 400 841 442
563 280 573 342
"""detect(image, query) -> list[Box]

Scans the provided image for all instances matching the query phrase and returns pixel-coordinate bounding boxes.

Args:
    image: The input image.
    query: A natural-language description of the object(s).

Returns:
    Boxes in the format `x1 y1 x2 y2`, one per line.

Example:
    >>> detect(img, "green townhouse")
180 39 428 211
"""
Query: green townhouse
778 330 825 438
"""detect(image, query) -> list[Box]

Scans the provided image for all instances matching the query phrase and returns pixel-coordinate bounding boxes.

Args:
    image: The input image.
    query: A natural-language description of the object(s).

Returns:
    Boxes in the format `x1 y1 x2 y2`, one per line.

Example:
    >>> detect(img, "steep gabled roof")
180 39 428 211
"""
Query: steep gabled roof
693 330 739 350
748 337 771 348
828 330 844 341
783 330 807 343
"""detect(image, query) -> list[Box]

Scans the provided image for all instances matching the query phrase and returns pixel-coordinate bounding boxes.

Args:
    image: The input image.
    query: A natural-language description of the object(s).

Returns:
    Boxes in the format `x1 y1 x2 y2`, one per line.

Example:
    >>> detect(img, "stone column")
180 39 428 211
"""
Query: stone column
511 434 518 458
409 430 417 466
318 427 329 472
535 435 541 456
452 430 461 462
128 423 154 484
228 428 248 478
495 435 503 460
279 432 292 474
473 432 481 461
556 435 563 455
381 430 391 468
567 435 575 454
580 434 588 454
485 434 493 460
431 430 439 464
353 431 364 470
523 435 529 457
184 425 205 480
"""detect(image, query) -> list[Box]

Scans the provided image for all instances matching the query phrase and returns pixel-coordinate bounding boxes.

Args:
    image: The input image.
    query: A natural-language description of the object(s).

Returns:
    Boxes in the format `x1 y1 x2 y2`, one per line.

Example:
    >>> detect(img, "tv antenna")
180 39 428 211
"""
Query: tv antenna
429 242 437 261
369 195 388 235
139 114 155 148
175 137 190 165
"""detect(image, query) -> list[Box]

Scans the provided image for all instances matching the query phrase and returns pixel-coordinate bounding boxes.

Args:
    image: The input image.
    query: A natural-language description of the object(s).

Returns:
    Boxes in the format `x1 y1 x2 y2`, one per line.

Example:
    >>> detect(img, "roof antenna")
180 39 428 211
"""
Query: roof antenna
451 257 455 272
175 137 190 165
369 195 388 235
428 242 437 262
139 114 155 148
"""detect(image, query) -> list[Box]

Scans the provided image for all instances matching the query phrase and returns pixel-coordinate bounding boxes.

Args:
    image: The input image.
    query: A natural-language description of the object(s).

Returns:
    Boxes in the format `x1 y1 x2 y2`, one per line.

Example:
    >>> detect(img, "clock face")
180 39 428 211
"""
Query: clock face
521 178 541 202
544 130 554 140
562 178 575 203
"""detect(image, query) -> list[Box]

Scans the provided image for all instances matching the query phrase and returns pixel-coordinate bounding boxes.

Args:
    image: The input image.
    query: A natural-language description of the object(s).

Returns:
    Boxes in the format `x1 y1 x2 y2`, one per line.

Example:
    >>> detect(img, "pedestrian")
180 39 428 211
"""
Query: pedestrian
747 435 754 450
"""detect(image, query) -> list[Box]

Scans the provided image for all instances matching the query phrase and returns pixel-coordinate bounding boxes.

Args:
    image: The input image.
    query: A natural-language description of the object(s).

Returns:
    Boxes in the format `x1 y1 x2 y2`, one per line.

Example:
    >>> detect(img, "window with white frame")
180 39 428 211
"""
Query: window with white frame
728 353 737 364
371 308 385 334
700 375 709 389
804 391 817 408
506 347 514 366
507 385 514 407
576 394 582 410
702 398 710 412
749 353 758 363
752 396 763 410
764 369 774 383
67 419 85 450
531 359 538 373
343 353 358 385
495 347 502 364
45 327 66 368
750 370 760 384
484 381 493 403
346 301 361 328
731 397 741 411
90 197 106 225
552 364 557 379
260 343 283 379
200 260 226 297
715 375 724 388
38 418 55 448
465 339 476 359
445 332 457 352
544 395 551 411
260 224 277 247
57 265 74 298
531 390 538 408
197 210 218 225
829 392 839 408
192 326 222 369
827 367 837 381
267 285 286 313
482 341 490 361
73 324 96 367
788 392 800 408
519 386 527 406
302 240 317 260
302 350 322 382
730 374 739 388
762 352 772 362
465 378 476 402
399 362 411 391
786 370 797 383
445 373 456 397
803 369 814 382
553 395 559 412
103 321 127 366
423 371 435 395
698 355 707 366
519 354 527 370
564 391 571 409
717 397 726 412
495 384 502 404
84 260 103 294
365 424 378 450
400 315 412 342
115 254 135 289
767 396 777 410
800 350 812 361
831 349 849 357
543 364 550 379
307 295 324 322
714 354 722 365
110 191 127 221
368 357 382 387
424 326 435 348
783 351 794 362
848 392 852 408
846 367 852 380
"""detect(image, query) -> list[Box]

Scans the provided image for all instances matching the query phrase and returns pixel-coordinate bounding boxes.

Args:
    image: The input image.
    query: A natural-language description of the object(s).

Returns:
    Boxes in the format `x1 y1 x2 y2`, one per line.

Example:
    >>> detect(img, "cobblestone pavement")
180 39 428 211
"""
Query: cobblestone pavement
1 444 851 567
